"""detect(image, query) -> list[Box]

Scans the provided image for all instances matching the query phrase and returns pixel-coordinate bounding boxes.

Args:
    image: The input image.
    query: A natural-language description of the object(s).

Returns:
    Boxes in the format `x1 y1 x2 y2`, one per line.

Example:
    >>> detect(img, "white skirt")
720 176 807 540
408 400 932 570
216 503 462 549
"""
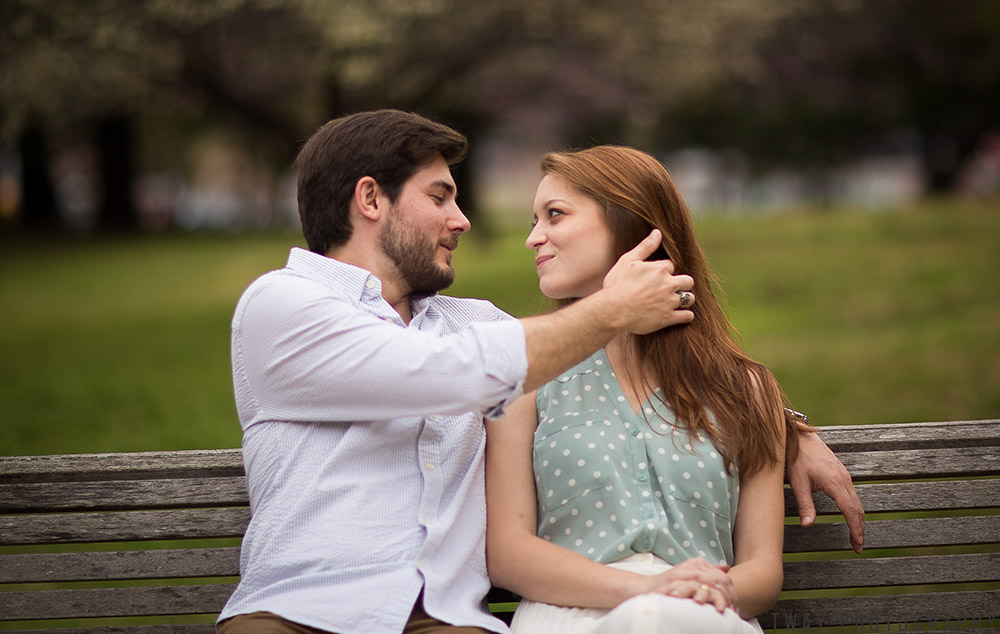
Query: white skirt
509 553 764 634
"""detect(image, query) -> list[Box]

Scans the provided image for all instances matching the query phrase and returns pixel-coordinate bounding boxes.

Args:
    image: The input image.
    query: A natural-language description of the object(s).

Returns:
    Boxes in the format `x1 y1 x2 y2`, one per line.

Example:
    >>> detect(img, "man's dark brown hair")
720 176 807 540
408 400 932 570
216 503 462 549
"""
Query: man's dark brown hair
295 109 468 255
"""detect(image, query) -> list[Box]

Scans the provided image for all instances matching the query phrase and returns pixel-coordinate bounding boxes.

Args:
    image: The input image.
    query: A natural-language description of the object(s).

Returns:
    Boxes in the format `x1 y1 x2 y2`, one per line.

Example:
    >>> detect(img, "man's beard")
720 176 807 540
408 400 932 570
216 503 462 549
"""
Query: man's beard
378 209 456 296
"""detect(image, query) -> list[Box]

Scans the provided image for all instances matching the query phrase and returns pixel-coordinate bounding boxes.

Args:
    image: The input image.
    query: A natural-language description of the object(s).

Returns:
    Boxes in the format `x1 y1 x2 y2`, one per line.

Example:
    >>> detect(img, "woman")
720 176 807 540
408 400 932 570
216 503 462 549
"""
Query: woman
485 146 793 633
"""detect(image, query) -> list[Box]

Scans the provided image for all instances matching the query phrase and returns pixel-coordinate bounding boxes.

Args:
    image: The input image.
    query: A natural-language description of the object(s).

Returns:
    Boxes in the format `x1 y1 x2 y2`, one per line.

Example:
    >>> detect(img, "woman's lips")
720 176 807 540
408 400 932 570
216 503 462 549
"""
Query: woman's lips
535 254 554 268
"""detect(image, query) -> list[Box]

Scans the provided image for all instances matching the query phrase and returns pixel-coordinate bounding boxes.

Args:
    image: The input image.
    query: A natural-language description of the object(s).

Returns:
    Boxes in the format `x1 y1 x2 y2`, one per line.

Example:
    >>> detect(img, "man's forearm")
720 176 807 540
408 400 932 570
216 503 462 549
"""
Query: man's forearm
519 292 624 393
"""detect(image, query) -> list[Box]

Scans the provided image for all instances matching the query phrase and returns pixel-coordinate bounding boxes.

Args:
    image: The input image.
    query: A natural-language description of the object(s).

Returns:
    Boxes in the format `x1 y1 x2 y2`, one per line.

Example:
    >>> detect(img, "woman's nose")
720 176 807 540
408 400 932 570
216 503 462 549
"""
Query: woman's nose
525 223 545 249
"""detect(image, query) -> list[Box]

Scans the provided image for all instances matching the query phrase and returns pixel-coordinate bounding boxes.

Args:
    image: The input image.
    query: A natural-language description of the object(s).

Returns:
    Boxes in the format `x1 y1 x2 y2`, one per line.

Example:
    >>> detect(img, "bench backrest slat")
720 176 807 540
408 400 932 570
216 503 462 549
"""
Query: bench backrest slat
817 420 1000 451
836 446 1000 480
0 585 235 621
783 552 1000 589
0 477 249 513
771 590 1000 630
0 548 240 584
0 450 244 483
787 478 1000 514
784 514 999 552
0 507 250 546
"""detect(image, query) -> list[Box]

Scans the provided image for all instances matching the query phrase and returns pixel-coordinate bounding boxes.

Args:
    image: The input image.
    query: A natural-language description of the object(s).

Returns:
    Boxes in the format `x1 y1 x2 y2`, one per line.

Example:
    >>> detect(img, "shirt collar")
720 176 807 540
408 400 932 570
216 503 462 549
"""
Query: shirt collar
285 248 442 321
285 247 383 302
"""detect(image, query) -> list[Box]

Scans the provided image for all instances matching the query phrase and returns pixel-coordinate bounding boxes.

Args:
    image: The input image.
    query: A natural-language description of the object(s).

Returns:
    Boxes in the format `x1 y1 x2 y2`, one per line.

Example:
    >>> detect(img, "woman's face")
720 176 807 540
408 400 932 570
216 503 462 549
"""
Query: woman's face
527 174 617 300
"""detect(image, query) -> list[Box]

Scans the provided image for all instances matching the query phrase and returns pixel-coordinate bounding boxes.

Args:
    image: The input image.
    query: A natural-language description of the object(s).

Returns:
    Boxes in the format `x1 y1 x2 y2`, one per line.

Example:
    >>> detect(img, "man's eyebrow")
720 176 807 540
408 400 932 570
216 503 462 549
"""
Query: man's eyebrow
429 180 456 195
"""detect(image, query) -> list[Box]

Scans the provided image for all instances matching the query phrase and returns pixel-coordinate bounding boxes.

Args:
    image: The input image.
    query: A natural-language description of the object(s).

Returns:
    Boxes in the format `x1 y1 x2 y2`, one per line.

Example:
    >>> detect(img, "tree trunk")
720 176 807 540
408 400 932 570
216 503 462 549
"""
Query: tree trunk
17 123 61 232
96 114 139 232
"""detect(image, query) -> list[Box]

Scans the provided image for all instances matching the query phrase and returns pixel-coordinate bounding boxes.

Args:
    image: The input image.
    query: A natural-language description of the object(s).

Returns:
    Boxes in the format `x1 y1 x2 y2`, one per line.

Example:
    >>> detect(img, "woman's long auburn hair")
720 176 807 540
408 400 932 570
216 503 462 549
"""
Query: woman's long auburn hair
540 145 793 477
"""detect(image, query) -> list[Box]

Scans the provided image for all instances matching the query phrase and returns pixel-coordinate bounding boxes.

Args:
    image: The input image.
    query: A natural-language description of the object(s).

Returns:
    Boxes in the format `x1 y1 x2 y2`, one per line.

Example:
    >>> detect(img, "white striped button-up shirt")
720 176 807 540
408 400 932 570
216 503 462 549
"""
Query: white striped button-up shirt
219 248 526 633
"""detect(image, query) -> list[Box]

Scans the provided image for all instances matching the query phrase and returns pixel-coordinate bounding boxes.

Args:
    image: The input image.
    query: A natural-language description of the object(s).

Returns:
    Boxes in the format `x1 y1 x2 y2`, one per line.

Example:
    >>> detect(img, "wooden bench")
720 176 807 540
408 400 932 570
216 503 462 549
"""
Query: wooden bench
2 420 998 633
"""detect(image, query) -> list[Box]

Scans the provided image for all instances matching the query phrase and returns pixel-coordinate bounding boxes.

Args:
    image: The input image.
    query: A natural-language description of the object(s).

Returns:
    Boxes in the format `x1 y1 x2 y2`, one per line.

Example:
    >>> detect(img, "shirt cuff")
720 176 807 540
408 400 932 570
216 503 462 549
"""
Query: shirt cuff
470 319 527 419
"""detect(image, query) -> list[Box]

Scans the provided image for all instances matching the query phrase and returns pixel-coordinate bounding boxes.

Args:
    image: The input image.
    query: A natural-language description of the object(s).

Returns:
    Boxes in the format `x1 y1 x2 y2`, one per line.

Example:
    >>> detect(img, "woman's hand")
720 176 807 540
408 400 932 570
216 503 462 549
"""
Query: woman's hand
641 557 740 614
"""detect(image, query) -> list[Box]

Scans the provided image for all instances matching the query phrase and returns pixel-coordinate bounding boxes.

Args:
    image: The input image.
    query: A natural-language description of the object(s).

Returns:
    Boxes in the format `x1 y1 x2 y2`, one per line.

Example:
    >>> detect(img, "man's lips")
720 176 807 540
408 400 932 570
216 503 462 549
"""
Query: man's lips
535 254 554 268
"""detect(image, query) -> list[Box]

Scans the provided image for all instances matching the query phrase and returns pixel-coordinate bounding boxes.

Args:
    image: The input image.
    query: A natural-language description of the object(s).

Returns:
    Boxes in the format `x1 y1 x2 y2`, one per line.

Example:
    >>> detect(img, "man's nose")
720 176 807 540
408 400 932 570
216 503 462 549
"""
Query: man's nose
450 205 471 234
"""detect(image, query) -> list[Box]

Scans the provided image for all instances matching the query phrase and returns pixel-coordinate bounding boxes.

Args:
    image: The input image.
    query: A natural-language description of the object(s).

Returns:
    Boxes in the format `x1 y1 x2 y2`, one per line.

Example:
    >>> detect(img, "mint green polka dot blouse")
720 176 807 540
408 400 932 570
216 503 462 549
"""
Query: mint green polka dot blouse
533 348 740 566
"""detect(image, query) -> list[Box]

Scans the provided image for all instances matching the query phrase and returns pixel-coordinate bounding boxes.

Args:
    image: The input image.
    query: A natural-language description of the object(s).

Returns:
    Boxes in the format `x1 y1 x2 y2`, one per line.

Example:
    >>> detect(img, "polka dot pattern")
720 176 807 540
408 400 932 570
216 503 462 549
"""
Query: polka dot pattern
532 349 738 567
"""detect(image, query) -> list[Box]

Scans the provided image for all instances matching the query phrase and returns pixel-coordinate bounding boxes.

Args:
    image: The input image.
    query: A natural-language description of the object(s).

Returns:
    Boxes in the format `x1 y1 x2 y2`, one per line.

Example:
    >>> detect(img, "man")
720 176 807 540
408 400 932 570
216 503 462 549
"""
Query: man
218 110 862 634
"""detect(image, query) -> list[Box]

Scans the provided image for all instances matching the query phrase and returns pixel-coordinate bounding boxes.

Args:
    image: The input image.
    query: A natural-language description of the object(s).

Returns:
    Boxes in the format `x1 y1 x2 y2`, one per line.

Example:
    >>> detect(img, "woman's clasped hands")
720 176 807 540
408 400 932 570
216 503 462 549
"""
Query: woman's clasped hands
638 557 740 616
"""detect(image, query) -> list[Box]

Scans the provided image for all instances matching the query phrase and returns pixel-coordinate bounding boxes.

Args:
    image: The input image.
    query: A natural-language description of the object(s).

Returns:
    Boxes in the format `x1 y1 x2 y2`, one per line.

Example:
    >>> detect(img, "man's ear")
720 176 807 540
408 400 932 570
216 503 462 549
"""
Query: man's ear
353 176 383 221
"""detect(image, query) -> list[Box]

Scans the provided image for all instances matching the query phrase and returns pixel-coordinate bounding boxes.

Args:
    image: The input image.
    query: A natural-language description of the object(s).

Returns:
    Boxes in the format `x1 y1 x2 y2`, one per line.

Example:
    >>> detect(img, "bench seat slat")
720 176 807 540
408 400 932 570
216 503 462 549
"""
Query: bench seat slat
0 584 235 621
0 626 217 634
0 478 249 513
785 479 1000 515
0 508 250 546
784 515 999 552
771 590 1000 628
0 548 240 583
783 552 1000 589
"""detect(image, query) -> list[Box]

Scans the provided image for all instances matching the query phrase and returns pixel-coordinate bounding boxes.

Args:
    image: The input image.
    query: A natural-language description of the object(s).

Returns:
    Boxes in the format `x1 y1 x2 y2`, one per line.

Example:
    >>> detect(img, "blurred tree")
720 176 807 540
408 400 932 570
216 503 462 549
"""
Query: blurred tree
1 0 324 231
16 0 962 231
16 121 60 231
662 0 1000 192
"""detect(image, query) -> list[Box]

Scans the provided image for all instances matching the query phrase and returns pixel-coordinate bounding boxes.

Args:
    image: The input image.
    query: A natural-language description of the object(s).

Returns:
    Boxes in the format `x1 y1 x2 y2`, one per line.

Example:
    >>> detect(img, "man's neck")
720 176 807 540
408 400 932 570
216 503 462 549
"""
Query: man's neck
327 244 414 324
389 294 413 324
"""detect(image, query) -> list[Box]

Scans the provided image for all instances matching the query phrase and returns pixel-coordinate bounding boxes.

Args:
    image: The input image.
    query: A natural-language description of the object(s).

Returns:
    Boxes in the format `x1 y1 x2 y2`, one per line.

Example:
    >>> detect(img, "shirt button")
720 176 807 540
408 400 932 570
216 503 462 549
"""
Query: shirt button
425 463 435 471
642 539 651 549
638 473 648 482
630 428 639 437
365 279 376 289
416 560 424 569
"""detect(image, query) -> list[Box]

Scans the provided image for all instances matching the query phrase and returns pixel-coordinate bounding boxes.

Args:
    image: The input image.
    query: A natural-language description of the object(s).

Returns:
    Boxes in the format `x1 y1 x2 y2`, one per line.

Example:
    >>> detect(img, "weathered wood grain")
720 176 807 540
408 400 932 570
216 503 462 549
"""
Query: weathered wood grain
770 590 1000 630
0 477 249 513
0 449 244 483
0 547 240 583
1 420 997 633
785 478 1000 515
0 584 235 620
784 515 1000 552
783 552 1000 589
815 420 1000 452
0 507 250 546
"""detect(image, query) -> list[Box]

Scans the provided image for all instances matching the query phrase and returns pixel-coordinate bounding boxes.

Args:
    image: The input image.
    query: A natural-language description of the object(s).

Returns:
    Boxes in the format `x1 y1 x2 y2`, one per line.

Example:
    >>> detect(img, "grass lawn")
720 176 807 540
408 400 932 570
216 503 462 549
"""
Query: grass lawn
1 197 998 455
